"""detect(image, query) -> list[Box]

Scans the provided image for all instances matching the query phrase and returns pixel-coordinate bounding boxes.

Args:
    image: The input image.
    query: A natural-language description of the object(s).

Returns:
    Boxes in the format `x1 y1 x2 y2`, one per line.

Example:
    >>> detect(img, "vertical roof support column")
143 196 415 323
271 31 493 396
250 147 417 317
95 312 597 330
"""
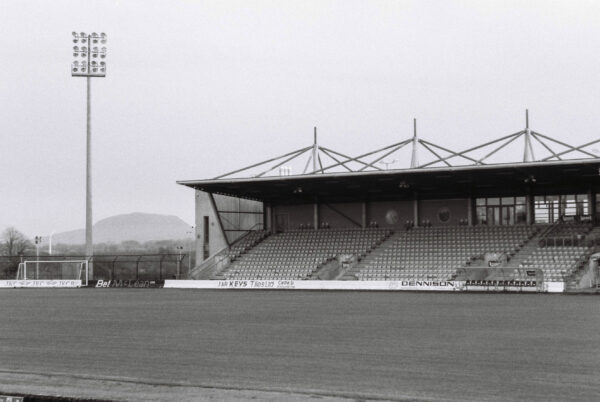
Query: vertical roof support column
314 199 319 230
588 189 596 225
413 191 419 227
526 194 534 225
411 118 419 168
313 127 318 174
264 202 273 233
362 201 368 229
523 109 535 162
467 197 474 226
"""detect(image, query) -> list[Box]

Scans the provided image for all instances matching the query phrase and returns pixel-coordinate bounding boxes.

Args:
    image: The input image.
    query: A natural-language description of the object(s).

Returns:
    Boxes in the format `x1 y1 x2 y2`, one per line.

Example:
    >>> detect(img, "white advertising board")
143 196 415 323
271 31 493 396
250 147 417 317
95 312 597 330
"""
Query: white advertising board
165 280 462 291
545 282 565 293
0 280 82 288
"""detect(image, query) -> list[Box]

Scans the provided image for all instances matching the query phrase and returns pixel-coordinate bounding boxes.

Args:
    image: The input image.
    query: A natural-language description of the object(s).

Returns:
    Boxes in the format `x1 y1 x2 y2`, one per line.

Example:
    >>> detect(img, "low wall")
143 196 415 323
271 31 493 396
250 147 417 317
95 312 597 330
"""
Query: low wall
0 280 82 288
167 280 462 291
165 280 567 292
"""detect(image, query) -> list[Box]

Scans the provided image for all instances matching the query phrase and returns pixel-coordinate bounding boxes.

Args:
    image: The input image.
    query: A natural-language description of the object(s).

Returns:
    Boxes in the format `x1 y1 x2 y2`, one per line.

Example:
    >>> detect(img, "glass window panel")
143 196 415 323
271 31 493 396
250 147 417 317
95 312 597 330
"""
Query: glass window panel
516 205 527 224
563 202 576 216
476 198 486 206
502 206 514 225
576 200 587 216
577 194 588 201
535 207 549 223
516 196 526 204
501 197 514 205
493 208 500 225
476 207 487 225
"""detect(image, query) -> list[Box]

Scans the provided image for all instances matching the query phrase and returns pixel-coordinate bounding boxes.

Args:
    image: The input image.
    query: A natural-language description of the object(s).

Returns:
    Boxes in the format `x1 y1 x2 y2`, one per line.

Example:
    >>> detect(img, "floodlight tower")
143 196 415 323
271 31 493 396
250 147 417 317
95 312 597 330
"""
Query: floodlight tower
71 32 107 276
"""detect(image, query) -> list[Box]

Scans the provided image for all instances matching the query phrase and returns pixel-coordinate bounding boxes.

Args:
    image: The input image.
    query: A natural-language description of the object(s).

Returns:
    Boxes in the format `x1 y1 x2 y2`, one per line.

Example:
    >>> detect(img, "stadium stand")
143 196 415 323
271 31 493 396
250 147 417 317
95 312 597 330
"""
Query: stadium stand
178 120 600 292
214 228 391 280
350 225 538 280
205 221 600 284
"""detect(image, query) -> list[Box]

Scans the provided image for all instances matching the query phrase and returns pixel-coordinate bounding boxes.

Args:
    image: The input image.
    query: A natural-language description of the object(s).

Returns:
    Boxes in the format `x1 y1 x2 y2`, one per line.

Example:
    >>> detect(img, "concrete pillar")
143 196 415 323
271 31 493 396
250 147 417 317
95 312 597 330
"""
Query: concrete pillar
195 190 204 261
526 194 534 225
467 197 474 226
264 203 273 232
361 201 367 229
588 189 596 224
413 192 419 227
314 202 319 230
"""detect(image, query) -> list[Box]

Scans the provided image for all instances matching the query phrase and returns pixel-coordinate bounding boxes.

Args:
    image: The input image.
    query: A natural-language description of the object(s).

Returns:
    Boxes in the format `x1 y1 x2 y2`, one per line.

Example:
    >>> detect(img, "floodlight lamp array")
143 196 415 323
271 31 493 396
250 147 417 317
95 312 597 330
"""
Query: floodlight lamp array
71 32 107 77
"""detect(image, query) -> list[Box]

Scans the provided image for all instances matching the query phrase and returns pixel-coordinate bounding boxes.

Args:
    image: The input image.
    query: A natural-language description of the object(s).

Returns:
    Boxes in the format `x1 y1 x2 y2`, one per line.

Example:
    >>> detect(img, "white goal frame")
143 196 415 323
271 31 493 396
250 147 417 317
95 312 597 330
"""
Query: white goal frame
16 260 89 286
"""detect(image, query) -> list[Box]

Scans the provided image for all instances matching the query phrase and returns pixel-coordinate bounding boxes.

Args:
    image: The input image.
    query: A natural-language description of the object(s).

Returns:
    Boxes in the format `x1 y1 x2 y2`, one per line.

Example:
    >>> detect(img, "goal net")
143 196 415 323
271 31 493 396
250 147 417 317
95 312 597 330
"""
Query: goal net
16 260 88 286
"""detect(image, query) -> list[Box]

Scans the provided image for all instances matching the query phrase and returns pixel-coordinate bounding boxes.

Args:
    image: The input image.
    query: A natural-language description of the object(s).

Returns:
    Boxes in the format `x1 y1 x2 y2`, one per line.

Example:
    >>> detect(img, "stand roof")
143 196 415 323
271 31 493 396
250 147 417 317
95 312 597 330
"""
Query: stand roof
178 112 600 203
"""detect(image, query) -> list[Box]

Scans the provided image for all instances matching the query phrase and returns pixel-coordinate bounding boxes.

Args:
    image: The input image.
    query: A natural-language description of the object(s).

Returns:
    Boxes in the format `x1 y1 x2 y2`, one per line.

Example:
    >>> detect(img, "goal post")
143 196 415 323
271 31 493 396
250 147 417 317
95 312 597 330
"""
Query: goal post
16 260 89 286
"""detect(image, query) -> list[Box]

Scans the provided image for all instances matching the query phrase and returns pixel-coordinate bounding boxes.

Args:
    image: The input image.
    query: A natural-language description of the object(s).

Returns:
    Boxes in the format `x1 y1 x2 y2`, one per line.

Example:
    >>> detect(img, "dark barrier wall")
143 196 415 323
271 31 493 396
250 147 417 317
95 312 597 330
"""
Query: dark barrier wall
419 199 468 226
368 200 414 228
270 198 469 230
273 204 314 230
320 202 363 228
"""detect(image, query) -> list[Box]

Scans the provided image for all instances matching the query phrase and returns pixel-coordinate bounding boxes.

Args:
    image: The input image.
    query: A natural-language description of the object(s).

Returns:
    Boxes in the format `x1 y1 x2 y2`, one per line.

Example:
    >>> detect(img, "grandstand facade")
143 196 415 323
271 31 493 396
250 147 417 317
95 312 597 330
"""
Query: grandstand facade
178 116 600 291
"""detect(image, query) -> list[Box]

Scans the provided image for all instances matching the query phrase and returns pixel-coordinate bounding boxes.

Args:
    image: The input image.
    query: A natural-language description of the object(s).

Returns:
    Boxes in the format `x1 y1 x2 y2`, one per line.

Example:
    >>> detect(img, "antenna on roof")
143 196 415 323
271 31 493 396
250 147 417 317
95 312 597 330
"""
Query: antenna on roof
410 118 419 168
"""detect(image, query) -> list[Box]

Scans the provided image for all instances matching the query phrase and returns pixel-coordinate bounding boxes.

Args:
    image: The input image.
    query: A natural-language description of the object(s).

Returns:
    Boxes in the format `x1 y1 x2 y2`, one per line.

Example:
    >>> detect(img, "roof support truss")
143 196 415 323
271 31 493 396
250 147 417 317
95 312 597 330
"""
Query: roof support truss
208 114 600 180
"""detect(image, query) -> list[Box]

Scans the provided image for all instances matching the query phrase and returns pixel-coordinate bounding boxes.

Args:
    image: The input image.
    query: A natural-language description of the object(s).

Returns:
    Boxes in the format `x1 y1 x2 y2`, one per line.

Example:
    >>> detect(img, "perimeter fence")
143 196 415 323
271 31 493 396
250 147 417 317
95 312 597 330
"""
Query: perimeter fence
0 254 190 281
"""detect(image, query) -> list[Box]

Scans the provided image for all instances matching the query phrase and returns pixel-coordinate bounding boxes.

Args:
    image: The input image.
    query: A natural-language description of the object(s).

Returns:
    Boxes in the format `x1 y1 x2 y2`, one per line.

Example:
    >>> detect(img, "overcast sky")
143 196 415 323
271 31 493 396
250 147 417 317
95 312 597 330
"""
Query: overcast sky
2 0 600 238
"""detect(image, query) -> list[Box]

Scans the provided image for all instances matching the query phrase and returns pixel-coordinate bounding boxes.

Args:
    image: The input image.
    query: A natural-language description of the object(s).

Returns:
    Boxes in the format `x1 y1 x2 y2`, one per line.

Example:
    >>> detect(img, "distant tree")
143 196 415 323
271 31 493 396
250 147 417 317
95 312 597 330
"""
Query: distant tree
120 240 142 252
0 227 34 279
0 227 33 256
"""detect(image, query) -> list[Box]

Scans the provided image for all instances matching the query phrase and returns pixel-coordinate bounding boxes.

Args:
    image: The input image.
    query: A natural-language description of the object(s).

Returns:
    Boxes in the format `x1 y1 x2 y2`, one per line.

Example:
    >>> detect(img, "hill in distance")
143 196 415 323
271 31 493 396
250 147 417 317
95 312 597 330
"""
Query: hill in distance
51 213 194 245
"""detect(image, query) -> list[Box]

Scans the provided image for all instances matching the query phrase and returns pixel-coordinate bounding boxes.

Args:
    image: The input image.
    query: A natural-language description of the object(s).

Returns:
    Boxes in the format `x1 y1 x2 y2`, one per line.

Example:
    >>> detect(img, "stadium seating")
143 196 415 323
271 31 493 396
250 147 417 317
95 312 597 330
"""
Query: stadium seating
218 228 391 280
213 222 595 284
545 221 592 238
539 221 592 247
509 222 595 281
226 230 269 261
353 225 538 281
519 246 591 281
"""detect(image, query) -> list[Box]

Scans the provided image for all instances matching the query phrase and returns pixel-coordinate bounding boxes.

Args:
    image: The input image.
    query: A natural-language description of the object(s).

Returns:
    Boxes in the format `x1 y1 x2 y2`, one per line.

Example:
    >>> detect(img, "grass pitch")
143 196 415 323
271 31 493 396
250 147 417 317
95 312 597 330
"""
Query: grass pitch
0 290 598 401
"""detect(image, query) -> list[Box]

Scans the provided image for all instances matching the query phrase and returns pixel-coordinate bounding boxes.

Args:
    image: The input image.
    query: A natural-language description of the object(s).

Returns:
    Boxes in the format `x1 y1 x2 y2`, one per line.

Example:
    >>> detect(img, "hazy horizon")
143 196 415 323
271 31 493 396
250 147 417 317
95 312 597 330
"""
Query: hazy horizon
2 0 600 238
